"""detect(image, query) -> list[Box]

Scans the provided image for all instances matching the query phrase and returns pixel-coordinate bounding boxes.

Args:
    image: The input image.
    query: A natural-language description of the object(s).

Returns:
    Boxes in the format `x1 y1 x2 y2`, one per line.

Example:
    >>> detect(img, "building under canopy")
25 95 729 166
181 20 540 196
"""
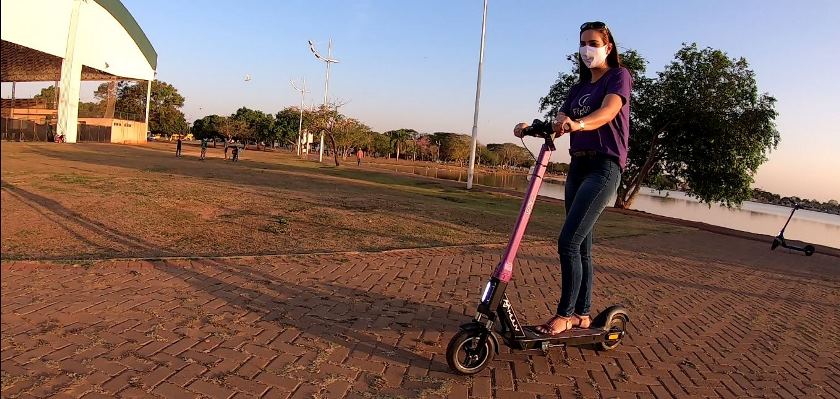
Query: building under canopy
1 0 157 143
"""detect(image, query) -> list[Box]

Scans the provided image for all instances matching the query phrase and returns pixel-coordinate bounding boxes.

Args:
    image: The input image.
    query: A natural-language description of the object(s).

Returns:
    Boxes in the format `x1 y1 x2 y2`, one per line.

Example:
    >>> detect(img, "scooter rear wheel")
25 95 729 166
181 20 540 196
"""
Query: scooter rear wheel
598 314 627 351
804 245 815 256
446 329 495 375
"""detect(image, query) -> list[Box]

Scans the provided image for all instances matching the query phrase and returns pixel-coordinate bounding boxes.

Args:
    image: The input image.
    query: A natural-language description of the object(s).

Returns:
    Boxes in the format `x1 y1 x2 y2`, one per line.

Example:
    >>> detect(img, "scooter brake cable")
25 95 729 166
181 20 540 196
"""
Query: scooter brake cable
521 137 537 162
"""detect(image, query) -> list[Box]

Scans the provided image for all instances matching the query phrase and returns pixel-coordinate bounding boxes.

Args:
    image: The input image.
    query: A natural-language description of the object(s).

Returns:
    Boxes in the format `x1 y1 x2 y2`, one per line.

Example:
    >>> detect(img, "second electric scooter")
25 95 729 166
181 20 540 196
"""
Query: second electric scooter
771 204 815 256
446 120 629 375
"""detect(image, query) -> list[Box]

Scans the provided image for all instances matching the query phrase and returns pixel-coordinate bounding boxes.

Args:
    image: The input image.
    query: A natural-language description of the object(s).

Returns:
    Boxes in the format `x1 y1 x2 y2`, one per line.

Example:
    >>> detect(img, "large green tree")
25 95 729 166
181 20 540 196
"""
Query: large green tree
384 129 417 160
33 85 58 107
431 132 472 166
371 132 392 158
540 44 779 208
486 143 532 167
332 117 372 159
232 107 275 149
307 105 345 166
95 80 188 135
192 114 225 144
34 85 101 117
275 106 316 148
218 116 248 141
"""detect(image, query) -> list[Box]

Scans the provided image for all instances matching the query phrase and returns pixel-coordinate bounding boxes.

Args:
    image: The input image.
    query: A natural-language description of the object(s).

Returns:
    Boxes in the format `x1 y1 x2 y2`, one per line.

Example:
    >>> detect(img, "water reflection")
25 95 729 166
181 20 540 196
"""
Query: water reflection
368 162 840 249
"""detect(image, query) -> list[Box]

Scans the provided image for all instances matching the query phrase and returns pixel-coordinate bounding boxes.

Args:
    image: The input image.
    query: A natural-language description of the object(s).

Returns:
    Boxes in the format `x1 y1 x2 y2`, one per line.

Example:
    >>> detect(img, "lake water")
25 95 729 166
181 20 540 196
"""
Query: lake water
369 163 840 249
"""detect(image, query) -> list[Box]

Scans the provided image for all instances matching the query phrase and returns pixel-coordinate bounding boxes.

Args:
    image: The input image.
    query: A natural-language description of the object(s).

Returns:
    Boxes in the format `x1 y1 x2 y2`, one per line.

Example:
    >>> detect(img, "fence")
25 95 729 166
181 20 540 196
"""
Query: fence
77 124 111 142
0 118 54 141
1 117 111 143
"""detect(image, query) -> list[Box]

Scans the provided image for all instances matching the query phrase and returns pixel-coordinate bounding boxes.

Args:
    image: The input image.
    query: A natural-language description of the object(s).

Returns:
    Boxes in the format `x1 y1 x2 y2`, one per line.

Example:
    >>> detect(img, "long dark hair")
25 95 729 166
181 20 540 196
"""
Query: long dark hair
578 26 622 83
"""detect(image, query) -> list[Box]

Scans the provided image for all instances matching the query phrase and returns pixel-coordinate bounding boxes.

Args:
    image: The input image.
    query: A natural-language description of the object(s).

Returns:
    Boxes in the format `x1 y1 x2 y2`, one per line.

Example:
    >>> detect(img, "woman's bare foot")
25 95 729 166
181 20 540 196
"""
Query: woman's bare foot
534 315 574 335
574 314 592 329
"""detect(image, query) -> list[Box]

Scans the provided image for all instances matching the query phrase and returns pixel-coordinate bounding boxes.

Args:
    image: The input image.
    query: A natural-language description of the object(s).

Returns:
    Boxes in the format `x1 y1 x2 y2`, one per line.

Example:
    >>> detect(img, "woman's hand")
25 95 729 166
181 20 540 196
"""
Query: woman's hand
553 116 577 135
513 122 528 138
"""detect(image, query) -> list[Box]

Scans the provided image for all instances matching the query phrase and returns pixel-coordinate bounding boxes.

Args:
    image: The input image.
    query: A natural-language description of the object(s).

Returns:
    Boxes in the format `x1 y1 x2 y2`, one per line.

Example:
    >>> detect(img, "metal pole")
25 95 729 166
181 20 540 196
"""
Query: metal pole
319 39 331 163
298 78 305 155
308 39 338 161
466 0 488 190
8 82 14 137
291 78 307 156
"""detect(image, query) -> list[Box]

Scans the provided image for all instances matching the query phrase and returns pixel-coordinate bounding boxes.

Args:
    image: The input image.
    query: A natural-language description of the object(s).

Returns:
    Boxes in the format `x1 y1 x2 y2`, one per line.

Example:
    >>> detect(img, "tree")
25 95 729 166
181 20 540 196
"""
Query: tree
487 143 531 167
432 132 472 166
332 117 372 158
232 107 275 149
307 104 346 166
96 80 188 134
547 162 570 175
479 146 499 166
192 115 225 144
275 106 317 148
415 135 435 161
384 129 417 160
218 117 248 141
540 45 779 208
33 85 57 107
371 132 392 158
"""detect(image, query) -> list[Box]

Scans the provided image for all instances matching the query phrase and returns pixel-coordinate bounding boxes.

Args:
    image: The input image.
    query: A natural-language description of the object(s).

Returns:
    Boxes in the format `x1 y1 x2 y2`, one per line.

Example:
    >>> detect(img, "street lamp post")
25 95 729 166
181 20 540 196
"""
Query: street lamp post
466 0 489 190
290 78 309 156
308 39 340 163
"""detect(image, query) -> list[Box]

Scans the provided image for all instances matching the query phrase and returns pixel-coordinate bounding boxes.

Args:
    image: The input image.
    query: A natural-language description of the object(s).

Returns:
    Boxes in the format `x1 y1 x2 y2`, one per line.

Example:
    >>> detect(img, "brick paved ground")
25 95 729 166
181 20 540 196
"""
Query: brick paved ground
2 231 839 398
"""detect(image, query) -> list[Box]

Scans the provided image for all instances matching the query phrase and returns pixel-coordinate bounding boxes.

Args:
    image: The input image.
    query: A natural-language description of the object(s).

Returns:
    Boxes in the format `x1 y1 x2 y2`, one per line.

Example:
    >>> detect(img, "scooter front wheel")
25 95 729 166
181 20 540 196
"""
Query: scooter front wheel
446 329 495 375
804 245 815 256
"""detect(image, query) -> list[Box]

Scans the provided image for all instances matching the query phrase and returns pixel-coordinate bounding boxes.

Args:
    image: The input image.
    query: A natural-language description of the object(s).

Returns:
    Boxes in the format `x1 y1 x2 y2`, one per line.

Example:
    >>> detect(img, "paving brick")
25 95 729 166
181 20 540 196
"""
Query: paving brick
187 379 235 399
3 242 838 399
224 374 269 396
168 363 207 386
255 372 300 392
152 382 198 398
141 365 176 389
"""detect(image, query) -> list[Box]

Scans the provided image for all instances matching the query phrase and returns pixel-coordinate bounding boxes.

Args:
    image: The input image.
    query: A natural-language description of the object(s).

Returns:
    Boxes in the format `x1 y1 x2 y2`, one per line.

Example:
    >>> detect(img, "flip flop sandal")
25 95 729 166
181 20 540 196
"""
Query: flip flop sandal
535 316 574 335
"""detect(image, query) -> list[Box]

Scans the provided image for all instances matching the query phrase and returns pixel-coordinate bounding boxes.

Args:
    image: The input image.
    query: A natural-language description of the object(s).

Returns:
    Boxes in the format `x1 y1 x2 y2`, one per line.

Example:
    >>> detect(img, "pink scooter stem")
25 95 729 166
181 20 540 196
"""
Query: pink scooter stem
492 143 553 283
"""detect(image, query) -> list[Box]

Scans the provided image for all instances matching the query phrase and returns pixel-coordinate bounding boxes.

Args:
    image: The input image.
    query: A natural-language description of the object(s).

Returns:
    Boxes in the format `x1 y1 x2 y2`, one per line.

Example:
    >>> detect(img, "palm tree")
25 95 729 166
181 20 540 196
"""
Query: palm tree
385 129 417 161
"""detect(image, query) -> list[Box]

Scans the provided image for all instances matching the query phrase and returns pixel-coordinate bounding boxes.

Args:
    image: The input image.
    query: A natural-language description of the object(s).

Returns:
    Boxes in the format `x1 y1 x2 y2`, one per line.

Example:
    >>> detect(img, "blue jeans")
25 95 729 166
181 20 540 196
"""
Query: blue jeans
556 156 621 317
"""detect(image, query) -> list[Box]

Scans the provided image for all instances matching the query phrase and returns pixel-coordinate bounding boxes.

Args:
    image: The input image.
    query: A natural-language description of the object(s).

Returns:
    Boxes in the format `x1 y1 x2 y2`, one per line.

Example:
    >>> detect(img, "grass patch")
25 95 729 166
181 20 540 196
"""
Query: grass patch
1 141 685 259
49 173 95 186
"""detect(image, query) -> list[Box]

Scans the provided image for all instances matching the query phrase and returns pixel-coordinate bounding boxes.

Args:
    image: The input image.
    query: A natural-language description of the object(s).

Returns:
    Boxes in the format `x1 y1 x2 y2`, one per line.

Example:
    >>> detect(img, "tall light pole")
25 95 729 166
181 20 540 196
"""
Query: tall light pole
308 39 339 163
466 0 489 190
290 77 309 156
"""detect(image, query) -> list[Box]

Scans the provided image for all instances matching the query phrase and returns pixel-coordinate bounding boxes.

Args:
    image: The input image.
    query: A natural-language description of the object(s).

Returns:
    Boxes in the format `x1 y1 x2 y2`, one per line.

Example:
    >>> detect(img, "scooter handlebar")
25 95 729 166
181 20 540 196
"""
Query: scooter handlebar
515 119 554 139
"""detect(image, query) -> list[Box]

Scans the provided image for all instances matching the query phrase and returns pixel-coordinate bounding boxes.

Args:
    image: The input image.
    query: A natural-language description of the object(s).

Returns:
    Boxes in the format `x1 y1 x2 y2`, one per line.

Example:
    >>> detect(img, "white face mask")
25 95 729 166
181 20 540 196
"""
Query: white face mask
579 45 609 69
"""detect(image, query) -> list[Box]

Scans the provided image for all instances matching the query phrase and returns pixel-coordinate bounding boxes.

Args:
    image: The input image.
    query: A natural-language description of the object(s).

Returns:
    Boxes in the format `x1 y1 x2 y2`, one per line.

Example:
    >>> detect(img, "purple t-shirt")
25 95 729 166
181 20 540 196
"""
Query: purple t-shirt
560 67 632 169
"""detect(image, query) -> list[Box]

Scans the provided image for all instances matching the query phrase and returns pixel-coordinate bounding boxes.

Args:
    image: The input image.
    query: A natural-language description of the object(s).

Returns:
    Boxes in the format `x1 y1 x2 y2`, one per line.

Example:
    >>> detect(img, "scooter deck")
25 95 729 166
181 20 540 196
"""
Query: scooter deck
513 325 606 350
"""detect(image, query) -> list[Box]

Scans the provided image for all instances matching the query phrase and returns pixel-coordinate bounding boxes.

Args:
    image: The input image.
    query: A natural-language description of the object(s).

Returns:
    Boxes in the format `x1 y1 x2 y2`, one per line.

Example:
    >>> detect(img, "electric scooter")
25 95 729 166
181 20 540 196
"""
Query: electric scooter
446 120 629 375
771 204 815 256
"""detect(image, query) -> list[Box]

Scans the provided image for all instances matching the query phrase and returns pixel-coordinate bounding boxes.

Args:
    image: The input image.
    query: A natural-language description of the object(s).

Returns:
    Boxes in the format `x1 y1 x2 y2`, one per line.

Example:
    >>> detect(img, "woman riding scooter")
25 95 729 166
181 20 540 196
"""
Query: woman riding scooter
514 21 632 335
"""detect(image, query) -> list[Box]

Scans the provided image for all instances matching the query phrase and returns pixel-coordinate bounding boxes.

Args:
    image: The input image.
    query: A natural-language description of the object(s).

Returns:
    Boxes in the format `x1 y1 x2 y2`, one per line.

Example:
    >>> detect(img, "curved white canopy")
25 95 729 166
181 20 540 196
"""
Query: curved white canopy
1 0 156 82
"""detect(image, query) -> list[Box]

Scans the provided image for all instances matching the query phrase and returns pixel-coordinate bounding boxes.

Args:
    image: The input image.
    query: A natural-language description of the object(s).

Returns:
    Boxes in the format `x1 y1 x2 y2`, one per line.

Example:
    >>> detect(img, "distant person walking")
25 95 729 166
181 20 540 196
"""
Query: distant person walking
200 138 208 160
224 139 230 159
356 148 365 166
231 142 240 162
176 137 183 157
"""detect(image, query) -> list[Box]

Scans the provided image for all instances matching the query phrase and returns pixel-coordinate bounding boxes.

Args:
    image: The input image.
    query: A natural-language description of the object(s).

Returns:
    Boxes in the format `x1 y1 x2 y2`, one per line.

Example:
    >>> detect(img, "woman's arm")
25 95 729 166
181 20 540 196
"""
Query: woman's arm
559 68 632 133
556 94 623 133
575 94 623 131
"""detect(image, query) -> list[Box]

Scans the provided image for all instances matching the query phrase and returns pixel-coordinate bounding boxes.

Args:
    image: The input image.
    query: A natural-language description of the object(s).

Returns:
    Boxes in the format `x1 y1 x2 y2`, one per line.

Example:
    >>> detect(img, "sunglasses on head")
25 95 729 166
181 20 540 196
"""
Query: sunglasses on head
580 21 608 31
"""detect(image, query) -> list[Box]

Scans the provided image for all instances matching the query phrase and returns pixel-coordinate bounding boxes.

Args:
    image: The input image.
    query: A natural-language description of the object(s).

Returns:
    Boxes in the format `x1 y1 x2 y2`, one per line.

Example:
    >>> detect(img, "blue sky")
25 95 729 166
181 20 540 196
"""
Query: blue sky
5 1 839 201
